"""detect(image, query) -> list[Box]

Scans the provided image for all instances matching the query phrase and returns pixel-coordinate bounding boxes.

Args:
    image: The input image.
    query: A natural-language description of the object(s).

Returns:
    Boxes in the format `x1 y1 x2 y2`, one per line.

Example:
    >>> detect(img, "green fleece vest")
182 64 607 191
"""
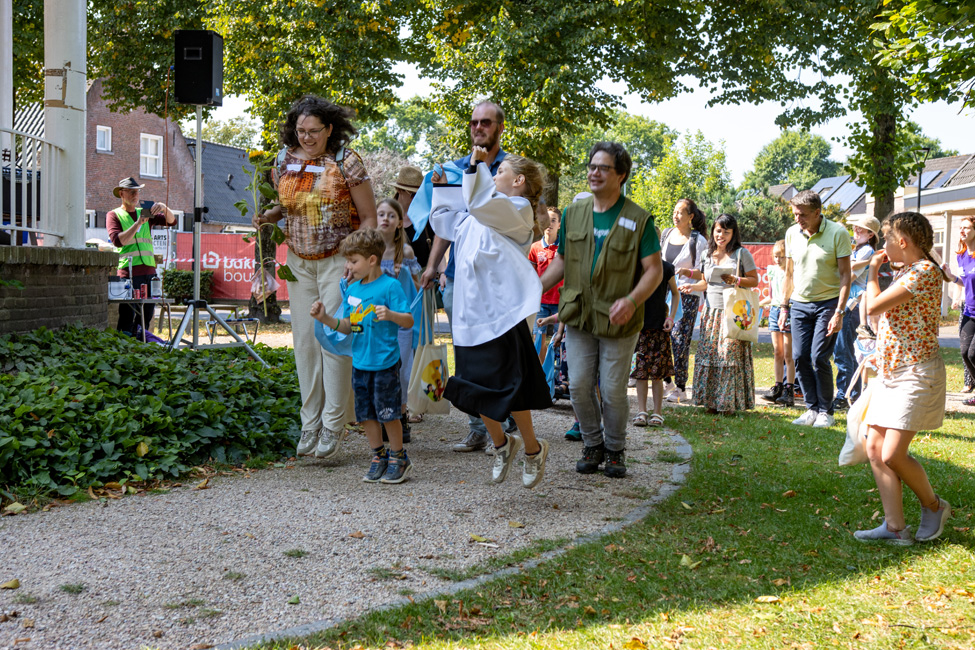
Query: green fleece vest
558 196 652 338
115 207 155 271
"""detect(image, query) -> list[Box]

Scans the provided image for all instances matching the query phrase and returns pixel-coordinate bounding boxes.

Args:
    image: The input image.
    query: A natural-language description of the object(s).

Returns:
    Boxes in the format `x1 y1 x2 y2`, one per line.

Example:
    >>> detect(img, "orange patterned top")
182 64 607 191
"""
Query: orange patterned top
274 147 369 260
877 260 941 378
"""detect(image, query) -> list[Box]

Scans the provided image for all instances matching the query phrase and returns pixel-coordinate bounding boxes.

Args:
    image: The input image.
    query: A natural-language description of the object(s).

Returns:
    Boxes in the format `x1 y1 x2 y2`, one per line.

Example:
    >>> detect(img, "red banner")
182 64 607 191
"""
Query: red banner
745 243 775 303
174 233 290 301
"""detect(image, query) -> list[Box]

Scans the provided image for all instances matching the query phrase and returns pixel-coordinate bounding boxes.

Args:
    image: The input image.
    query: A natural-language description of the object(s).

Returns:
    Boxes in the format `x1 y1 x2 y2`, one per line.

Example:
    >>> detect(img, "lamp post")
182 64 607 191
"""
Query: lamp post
912 146 931 213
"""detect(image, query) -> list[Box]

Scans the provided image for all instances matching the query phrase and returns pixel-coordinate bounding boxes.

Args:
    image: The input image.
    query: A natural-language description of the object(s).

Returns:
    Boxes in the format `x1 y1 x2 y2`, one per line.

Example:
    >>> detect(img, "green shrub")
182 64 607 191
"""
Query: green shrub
162 269 214 302
0 326 299 497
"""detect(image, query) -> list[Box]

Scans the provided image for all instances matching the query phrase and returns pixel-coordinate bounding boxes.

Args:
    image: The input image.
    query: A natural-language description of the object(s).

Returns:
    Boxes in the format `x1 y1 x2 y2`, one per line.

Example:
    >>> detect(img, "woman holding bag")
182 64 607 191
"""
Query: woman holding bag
678 214 758 415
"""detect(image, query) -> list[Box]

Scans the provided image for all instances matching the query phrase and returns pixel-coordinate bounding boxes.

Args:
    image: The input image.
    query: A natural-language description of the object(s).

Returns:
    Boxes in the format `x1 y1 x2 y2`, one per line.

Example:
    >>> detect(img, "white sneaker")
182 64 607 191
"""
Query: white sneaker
314 427 346 459
296 429 320 456
813 412 835 428
665 387 686 403
522 439 549 489
492 433 523 483
792 409 817 426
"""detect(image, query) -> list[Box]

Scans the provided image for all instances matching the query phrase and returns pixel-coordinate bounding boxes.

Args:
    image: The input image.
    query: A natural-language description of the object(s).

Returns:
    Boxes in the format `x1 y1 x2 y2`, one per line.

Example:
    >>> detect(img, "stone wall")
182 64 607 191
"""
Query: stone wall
0 246 120 335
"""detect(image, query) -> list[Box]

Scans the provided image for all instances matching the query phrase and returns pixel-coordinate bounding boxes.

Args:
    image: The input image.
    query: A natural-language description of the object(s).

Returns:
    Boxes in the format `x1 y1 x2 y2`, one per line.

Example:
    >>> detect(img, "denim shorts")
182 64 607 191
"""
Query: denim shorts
768 305 791 333
353 362 402 423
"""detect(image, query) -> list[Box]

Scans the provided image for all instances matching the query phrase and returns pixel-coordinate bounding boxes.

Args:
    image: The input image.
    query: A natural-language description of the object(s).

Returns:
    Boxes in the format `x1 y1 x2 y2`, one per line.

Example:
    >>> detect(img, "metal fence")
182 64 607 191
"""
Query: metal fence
1 126 64 245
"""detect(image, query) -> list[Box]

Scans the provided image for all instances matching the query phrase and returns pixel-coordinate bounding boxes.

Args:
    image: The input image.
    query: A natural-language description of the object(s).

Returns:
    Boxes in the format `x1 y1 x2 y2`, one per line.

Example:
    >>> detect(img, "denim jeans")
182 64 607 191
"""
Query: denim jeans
442 276 488 436
833 305 861 402
790 297 839 414
532 303 559 339
565 325 640 452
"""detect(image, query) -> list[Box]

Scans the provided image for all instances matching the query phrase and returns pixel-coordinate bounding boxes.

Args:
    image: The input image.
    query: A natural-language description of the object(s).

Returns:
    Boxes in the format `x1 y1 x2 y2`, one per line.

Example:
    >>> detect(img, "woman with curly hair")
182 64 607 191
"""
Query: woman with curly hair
254 95 377 461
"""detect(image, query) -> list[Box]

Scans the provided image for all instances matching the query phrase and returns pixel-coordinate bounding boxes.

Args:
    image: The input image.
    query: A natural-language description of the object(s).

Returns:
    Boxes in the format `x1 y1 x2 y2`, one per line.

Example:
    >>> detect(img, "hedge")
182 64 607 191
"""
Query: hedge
162 269 214 302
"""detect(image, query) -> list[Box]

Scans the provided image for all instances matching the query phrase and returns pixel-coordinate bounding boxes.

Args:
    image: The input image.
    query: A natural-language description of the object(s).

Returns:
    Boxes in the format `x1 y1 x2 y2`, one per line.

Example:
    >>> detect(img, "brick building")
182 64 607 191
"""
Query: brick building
85 78 196 235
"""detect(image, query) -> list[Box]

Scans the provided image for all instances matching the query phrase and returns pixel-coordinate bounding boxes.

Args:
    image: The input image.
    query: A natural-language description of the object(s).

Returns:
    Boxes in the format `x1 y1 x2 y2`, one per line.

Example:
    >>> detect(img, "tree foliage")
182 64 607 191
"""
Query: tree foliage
11 0 44 108
628 131 732 224
742 130 839 193
355 97 454 168
872 0 975 109
200 116 259 149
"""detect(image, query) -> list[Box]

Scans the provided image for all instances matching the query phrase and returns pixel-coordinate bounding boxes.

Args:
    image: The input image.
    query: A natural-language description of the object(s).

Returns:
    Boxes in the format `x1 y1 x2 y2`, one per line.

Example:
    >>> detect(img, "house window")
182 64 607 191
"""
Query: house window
85 210 96 228
140 134 163 177
96 126 112 152
934 229 945 259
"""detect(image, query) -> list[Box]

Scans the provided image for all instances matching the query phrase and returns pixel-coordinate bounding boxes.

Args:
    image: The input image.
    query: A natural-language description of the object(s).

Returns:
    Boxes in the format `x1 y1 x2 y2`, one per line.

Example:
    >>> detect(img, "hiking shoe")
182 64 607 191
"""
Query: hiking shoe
916 497 951 542
792 409 817 426
576 444 606 474
854 521 914 546
762 382 784 403
504 416 519 433
776 385 795 407
492 433 523 484
380 450 412 484
363 449 389 483
522 439 549 489
296 429 320 457
831 397 850 412
813 412 835 428
314 427 345 459
604 448 627 478
564 421 582 441
453 429 489 452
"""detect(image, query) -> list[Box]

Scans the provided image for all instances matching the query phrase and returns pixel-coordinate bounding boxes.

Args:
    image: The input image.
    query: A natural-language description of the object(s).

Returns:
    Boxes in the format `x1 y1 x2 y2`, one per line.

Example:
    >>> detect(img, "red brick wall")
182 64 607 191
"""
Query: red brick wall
85 79 195 224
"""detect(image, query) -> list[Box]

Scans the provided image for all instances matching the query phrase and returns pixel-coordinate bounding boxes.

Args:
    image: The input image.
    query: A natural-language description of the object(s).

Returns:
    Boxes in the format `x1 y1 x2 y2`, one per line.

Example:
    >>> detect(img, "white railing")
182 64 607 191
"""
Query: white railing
1 126 64 245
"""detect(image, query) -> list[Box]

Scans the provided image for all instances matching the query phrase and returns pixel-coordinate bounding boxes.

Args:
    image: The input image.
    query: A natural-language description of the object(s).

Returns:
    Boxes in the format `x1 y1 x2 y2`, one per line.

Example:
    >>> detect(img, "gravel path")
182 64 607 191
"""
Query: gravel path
0 399 682 650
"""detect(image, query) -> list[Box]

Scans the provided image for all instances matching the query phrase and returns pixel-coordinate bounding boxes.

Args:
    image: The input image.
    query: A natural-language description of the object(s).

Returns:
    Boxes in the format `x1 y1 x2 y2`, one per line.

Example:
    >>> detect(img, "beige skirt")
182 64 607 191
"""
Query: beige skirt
864 354 946 432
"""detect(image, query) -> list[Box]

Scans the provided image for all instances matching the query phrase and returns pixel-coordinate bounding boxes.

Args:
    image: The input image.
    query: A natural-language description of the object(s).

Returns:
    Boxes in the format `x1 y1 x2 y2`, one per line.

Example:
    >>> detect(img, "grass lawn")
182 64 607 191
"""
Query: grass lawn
247 342 974 650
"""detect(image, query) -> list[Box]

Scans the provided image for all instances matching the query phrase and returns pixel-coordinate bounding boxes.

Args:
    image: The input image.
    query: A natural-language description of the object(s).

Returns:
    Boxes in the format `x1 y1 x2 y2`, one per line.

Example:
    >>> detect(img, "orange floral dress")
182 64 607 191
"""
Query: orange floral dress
876 260 941 379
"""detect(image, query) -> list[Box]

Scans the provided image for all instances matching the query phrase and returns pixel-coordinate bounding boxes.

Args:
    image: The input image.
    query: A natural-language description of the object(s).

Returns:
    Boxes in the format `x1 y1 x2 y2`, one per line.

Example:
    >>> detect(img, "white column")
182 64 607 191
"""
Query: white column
1 0 12 153
44 0 86 248
942 210 953 316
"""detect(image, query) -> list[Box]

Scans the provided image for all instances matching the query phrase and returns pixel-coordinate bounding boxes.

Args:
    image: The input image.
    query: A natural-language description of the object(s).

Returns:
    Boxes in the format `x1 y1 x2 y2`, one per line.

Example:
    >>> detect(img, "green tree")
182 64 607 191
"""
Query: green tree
895 119 959 160
201 116 259 149
733 195 795 243
628 131 732 224
873 0 975 109
742 130 839 193
355 97 453 167
11 0 43 108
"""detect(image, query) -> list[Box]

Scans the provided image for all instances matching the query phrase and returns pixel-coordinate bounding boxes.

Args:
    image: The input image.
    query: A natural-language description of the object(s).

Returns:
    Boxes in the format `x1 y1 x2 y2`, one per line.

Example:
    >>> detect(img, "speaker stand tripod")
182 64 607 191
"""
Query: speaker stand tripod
167 105 268 369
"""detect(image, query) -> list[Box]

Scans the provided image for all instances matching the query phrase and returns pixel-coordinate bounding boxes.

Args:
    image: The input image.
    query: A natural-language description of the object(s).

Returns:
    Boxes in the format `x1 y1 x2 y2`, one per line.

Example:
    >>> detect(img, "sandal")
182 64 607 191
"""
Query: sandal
632 411 649 427
407 411 424 424
648 413 665 427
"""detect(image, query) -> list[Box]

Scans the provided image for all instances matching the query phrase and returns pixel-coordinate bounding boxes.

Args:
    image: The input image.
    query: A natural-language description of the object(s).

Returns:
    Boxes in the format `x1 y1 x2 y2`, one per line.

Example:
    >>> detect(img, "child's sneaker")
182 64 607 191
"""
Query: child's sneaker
522 439 549 489
564 421 582 441
363 448 388 483
853 521 914 546
916 497 951 542
492 433 523 483
380 450 411 484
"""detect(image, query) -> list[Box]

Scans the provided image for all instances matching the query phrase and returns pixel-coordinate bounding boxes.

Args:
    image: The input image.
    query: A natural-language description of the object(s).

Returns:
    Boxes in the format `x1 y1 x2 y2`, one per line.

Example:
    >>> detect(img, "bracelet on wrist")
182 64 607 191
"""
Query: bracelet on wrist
625 295 637 308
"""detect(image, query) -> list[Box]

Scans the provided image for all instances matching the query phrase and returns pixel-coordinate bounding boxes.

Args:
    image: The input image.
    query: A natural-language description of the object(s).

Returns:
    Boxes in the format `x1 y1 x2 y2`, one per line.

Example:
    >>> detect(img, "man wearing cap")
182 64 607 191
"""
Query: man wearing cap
106 177 176 336
392 165 436 269
778 190 852 428
833 214 881 410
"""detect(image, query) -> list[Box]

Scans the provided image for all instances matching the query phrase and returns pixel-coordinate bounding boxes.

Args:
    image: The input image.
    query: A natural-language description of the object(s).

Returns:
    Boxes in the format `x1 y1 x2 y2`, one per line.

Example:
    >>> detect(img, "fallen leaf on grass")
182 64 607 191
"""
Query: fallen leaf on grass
624 637 648 649
1 579 20 589
104 482 122 490
604 544 622 552
772 578 790 586
469 534 492 543
508 521 525 528
434 599 447 614
4 503 27 515
195 478 210 490
22 619 34 629
583 605 597 615
349 531 365 539
755 595 780 603
782 490 797 498
680 501 693 510
680 554 702 569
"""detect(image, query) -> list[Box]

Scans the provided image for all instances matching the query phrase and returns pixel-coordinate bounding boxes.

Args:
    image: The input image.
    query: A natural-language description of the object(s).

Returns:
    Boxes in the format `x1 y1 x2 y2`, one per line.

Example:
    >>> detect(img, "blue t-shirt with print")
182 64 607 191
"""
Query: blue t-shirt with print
343 274 410 371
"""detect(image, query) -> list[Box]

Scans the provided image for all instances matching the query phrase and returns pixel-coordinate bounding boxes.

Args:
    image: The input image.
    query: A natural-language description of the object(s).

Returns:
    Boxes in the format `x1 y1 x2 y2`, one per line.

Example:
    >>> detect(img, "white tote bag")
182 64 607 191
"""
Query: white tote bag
839 360 873 466
407 288 451 415
721 251 759 343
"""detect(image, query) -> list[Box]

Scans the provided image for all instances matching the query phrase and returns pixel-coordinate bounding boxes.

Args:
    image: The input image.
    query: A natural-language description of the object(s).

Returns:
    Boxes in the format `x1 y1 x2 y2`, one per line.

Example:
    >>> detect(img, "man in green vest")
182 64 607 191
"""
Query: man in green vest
106 176 176 336
541 142 662 478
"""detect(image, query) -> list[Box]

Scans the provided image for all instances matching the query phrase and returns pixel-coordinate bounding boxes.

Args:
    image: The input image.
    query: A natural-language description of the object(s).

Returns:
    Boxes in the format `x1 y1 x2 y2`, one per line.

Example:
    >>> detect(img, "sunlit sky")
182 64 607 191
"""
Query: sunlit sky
206 62 975 186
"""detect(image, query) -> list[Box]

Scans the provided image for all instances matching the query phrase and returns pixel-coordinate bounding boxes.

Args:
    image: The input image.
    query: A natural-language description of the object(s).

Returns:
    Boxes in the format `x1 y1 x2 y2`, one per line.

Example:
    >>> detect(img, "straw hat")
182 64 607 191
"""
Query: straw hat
113 176 145 198
847 214 881 235
391 166 423 194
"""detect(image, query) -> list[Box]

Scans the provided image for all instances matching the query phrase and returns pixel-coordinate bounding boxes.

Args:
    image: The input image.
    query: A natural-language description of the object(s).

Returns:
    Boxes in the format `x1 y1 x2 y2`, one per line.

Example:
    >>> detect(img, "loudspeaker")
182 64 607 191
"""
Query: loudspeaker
174 30 223 106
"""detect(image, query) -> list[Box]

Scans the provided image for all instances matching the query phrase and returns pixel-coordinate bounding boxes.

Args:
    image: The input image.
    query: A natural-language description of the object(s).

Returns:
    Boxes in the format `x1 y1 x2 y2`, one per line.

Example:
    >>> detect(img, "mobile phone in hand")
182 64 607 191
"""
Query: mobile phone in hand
140 200 155 216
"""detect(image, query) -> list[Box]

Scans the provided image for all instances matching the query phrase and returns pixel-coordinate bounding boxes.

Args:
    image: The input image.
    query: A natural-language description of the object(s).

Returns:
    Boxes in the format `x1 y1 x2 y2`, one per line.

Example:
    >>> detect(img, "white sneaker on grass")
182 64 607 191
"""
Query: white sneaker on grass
296 429 320 456
813 412 835 428
665 387 687 403
522 439 549 489
792 409 817 426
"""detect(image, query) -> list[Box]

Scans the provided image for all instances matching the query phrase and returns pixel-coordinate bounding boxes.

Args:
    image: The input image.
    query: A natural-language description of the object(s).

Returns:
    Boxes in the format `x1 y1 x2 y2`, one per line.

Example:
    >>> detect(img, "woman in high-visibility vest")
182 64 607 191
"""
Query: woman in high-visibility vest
107 176 176 336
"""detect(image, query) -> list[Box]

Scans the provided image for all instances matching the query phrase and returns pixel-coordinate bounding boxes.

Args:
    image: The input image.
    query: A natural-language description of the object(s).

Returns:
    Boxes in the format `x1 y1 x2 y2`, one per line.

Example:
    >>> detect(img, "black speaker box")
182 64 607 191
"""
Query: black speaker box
174 30 224 106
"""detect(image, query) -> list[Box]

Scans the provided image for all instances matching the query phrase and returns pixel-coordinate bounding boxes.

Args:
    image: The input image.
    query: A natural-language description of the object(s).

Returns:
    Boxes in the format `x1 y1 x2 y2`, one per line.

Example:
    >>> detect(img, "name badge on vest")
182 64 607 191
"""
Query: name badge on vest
618 217 637 231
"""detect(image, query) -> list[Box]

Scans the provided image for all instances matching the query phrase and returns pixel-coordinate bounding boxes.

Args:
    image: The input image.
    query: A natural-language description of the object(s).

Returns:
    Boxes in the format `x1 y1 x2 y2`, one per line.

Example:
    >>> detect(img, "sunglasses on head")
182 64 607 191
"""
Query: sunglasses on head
470 118 495 129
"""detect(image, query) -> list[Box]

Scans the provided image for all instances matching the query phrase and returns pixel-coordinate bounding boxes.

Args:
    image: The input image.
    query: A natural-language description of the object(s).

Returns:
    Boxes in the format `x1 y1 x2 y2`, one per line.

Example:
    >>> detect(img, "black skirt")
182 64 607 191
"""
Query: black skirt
445 320 553 421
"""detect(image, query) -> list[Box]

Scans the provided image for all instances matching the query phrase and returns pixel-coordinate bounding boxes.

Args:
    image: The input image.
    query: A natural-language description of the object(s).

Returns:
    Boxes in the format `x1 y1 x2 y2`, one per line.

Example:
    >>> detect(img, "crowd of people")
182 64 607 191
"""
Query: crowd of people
220 93 950 544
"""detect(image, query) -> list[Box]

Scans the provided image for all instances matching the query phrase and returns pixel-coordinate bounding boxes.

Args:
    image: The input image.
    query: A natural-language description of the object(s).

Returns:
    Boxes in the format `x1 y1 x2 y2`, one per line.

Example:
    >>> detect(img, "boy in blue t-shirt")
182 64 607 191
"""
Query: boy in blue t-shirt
311 229 414 484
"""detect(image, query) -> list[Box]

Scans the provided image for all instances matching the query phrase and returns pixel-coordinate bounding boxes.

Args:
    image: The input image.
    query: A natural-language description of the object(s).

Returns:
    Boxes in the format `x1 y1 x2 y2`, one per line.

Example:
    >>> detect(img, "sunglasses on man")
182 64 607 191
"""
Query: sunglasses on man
469 118 495 129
